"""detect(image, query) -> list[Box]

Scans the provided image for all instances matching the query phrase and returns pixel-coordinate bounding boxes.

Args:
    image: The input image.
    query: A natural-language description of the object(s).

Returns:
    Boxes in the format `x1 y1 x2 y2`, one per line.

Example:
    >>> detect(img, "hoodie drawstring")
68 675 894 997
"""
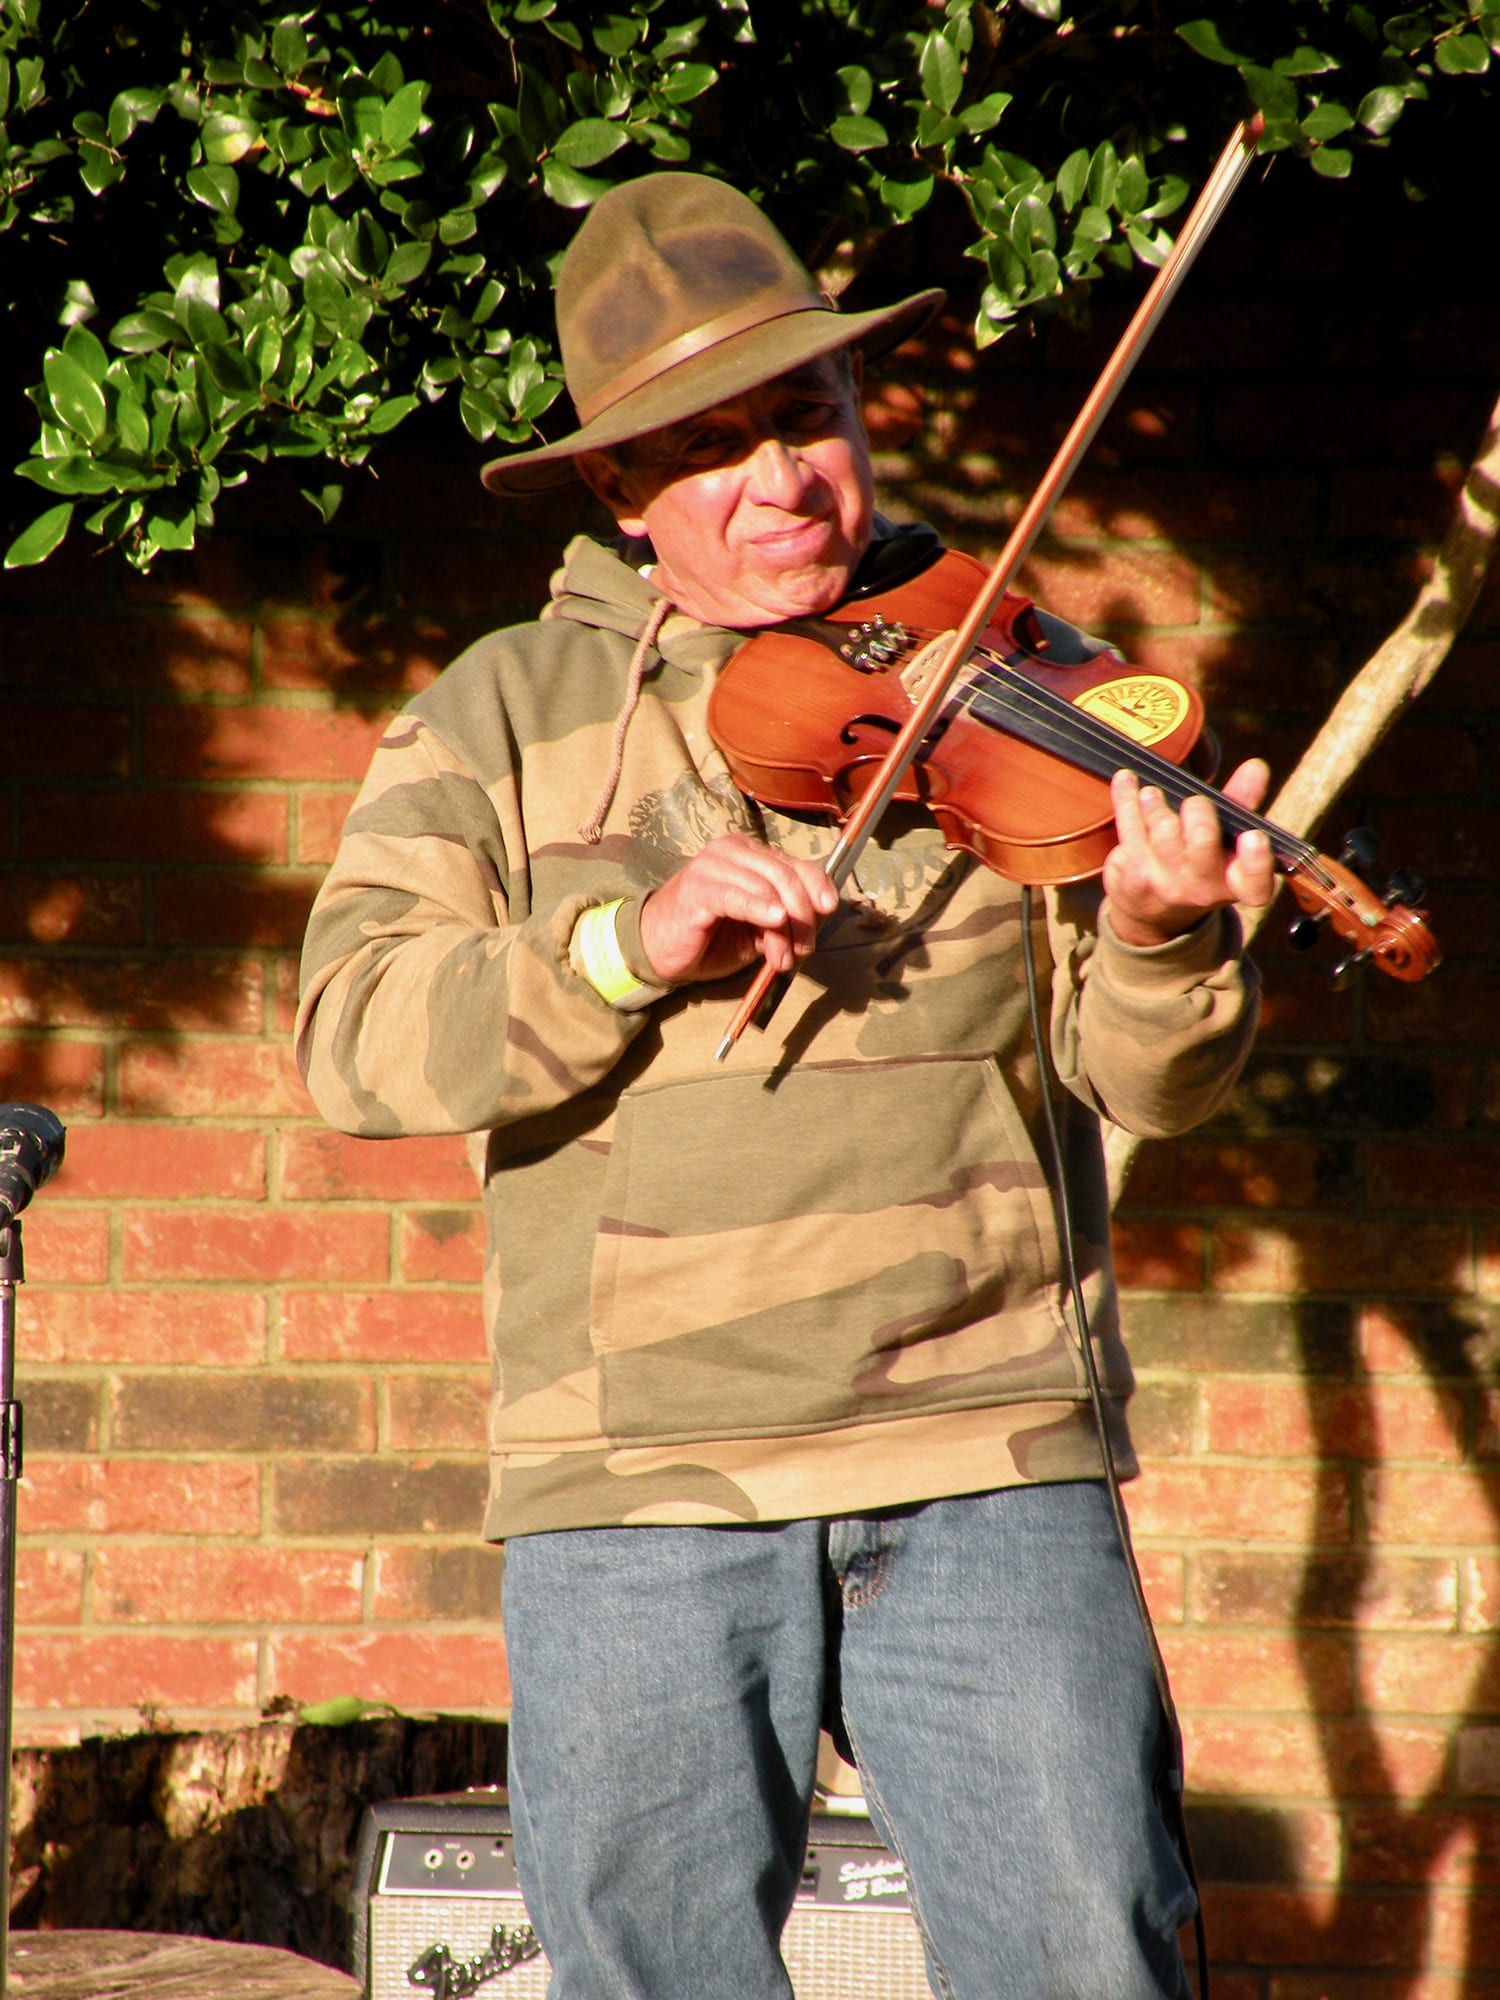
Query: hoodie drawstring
578 594 673 845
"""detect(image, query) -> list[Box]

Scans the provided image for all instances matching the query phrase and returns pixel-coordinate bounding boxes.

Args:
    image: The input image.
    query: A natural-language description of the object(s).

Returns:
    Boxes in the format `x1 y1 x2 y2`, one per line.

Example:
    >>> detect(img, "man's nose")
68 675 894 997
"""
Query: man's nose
748 436 815 507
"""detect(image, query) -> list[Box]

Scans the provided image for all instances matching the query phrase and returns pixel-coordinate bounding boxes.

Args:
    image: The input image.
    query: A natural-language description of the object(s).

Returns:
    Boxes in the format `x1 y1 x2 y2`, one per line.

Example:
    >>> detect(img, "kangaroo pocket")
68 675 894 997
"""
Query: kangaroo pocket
589 1056 1079 1445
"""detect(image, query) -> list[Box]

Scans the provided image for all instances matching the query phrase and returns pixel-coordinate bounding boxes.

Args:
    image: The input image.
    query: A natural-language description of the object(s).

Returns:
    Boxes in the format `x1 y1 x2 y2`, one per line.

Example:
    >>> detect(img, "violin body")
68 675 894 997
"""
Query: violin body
708 545 1440 984
710 547 1210 887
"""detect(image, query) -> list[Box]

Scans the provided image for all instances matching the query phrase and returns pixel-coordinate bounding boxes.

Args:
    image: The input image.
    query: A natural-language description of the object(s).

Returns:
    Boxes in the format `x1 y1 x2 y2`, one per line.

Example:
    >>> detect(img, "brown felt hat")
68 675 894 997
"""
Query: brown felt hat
481 173 944 496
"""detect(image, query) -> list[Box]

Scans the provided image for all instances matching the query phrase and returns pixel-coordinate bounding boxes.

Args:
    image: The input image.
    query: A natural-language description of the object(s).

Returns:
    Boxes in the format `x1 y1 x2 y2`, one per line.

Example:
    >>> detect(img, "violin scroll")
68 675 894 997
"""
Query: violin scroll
1281 845 1440 985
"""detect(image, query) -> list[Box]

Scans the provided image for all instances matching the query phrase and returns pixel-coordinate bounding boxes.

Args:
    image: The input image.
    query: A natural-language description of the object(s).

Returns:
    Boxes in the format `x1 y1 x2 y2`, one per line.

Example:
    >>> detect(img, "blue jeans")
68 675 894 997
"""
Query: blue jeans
502 1480 1194 1999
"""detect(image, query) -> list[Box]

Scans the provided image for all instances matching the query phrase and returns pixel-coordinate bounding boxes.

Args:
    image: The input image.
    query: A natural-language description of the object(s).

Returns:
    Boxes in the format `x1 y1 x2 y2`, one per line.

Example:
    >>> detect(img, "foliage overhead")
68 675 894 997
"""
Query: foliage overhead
3 0 1496 570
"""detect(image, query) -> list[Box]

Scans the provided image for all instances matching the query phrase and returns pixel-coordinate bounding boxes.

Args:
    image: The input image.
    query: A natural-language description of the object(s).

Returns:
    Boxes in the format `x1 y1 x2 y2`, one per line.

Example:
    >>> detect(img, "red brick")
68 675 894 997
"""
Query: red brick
16 1549 85 1624
1367 964 1500 1047
23 788 287 865
295 789 357 866
0 874 145 947
373 1545 504 1621
117 1039 315 1119
0 1040 106 1119
1020 545 1202 630
1462 1558 1500 1634
1128 1464 1352 1544
57 1126 266 1201
24 1289 267 1366
1161 1630 1353 1711
1121 1136 1357 1213
282 1130 477 1203
1197 1552 1458 1634
113 1373 376 1453
1049 468 1318 546
13 1634 257 1710
386 1374 489 1451
1367 1469 1500 1549
272 954 301 1036
19 1459 261 1535
1358 1635 1496 1715
1211 1220 1471 1297
1346 1805 1500 1887
279 1290 484 1363
259 616 450 694
1136 1549 1184 1626
93 1546 364 1625
272 1457 484 1536
1202 1880 1427 1970
1367 1138 1500 1211
0 960 263 1034
155 870 323 949
122 1208 389 1283
398 1209 485 1283
1 613 253 695
23 1212 110 1285
1430 1886 1500 1972
143 704 389 783
1214 384 1482 465
1185 1715 1447 1800
1199 1381 1463 1464
1112 1221 1206 1290
265 1629 509 1713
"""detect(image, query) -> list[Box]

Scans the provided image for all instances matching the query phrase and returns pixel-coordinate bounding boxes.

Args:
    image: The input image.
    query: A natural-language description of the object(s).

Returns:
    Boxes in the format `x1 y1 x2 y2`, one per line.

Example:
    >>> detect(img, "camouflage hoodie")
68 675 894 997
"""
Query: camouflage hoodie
296 533 1259 1538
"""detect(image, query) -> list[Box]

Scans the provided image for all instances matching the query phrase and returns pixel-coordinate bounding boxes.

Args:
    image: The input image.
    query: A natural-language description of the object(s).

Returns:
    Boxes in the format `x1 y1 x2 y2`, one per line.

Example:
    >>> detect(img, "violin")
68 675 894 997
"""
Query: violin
707 542 1440 984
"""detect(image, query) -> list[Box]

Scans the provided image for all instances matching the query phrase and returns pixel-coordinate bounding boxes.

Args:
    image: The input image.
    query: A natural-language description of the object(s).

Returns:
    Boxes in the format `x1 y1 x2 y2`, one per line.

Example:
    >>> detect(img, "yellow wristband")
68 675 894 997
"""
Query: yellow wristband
571 899 650 1007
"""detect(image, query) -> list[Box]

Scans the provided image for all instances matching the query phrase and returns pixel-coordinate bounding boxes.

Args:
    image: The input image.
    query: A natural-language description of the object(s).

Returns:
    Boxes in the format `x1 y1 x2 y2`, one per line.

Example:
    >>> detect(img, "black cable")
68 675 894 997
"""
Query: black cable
1019 885 1210 2000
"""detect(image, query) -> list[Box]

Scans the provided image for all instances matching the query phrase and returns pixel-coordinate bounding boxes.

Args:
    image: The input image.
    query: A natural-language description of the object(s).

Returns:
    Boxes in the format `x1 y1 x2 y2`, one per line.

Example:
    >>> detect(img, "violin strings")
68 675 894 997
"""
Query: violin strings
943 644 1337 888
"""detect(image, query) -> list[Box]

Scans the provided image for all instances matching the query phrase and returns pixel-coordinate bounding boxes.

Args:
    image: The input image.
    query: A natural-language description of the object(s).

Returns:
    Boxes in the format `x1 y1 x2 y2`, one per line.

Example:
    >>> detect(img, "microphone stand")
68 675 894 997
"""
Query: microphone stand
0 1218 23 1998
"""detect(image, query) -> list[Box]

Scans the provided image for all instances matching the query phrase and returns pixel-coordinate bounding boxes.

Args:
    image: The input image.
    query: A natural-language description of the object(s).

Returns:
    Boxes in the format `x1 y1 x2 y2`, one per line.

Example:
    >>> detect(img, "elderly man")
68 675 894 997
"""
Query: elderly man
298 173 1273 1999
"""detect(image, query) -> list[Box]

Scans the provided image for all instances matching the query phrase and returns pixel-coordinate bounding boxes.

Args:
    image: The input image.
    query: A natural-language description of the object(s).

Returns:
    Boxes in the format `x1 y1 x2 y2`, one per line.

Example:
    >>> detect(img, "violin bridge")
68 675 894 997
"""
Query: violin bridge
900 630 958 703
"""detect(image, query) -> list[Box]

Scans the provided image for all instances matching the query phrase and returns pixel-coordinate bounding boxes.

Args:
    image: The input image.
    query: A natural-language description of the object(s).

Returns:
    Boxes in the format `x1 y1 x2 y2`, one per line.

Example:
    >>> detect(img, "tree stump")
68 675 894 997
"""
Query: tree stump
9 1716 508 1972
7 1931 361 1996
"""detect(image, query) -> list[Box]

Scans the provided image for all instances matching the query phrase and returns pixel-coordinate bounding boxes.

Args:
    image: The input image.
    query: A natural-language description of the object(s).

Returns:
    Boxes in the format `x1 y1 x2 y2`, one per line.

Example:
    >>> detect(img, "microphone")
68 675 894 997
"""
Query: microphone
0 1105 66 1227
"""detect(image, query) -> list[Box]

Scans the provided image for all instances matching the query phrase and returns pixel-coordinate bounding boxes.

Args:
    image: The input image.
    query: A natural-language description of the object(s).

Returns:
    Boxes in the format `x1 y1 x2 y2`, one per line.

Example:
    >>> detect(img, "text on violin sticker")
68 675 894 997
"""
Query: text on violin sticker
1073 677 1191 746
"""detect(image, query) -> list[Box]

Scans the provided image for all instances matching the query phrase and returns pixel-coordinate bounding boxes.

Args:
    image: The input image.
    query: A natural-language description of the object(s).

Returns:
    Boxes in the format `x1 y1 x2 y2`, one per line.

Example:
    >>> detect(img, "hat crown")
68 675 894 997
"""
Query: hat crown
557 175 822 425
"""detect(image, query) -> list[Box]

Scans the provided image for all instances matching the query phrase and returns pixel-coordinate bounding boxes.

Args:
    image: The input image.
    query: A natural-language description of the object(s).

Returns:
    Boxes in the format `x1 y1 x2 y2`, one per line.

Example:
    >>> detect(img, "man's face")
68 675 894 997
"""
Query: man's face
578 354 875 629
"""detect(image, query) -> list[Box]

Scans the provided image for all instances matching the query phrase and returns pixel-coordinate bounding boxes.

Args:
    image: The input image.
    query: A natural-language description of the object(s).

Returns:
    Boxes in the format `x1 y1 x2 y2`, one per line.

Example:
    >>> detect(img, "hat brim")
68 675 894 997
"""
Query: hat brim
480 287 944 497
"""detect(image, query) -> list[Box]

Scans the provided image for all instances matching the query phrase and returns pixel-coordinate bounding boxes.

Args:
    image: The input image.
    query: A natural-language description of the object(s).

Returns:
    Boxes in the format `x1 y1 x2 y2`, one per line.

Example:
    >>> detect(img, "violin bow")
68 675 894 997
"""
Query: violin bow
714 114 1265 1062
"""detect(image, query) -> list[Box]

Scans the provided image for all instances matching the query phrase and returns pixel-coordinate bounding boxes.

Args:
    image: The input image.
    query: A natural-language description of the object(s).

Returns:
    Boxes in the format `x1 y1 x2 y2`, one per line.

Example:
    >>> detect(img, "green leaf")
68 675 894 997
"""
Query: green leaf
1382 12 1433 54
836 65 873 117
1302 101 1355 141
145 503 197 551
1358 83 1408 132
108 86 164 147
1056 148 1089 211
542 160 611 207
272 19 309 76
1116 154 1148 214
202 113 262 166
658 62 716 104
5 502 73 569
111 309 182 353
1435 33 1490 73
381 80 428 149
43 348 108 442
1310 145 1353 177
1086 141 1119 210
1176 20 1245 65
1242 65 1300 120
877 171 934 221
114 388 151 456
959 91 1011 136
1276 46 1339 76
366 395 419 434
386 239 432 287
62 323 109 383
829 114 887 152
920 32 964 115
553 117 629 169
187 165 240 215
592 16 642 57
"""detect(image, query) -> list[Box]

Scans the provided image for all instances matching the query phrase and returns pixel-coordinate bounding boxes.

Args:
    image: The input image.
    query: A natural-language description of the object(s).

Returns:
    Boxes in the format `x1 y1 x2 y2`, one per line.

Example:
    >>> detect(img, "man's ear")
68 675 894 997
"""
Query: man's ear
576 450 647 539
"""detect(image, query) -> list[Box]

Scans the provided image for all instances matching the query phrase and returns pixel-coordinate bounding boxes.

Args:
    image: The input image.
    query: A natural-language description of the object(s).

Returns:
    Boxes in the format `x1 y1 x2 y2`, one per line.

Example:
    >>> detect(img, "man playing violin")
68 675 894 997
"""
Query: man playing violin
298 173 1275 1999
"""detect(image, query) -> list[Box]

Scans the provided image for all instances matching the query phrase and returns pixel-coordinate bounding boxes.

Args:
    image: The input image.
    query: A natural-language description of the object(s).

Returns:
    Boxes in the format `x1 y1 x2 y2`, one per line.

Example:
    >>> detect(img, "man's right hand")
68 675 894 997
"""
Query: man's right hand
637 833 839 986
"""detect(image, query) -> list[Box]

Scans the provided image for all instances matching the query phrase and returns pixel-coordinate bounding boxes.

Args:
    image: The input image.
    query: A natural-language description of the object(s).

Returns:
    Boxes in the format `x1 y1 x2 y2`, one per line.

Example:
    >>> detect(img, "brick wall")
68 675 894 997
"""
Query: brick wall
2 159 1496 1992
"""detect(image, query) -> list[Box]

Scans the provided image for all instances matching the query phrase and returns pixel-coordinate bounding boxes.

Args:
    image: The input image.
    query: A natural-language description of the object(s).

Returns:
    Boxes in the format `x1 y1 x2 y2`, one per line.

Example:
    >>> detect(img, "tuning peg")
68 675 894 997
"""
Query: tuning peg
1383 867 1426 907
1287 915 1326 952
1331 947 1373 988
1339 827 1379 879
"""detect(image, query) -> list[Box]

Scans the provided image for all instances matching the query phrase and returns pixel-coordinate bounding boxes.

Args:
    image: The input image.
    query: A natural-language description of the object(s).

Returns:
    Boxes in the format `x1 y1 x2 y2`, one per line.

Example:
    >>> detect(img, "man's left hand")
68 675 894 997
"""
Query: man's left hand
1103 759 1276 948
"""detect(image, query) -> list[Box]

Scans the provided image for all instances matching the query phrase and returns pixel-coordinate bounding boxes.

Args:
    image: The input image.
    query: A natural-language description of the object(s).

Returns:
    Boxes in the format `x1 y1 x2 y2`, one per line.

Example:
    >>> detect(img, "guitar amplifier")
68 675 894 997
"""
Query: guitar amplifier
351 1789 934 1998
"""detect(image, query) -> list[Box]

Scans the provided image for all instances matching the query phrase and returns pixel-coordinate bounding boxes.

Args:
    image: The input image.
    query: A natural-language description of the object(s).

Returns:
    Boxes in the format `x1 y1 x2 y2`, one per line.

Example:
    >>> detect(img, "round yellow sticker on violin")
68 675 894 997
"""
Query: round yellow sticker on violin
1074 676 1190 746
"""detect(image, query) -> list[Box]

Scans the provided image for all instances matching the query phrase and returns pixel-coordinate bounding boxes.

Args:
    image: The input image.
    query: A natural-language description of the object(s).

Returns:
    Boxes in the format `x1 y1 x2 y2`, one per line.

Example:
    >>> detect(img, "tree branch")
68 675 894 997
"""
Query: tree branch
1104 382 1500 1205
